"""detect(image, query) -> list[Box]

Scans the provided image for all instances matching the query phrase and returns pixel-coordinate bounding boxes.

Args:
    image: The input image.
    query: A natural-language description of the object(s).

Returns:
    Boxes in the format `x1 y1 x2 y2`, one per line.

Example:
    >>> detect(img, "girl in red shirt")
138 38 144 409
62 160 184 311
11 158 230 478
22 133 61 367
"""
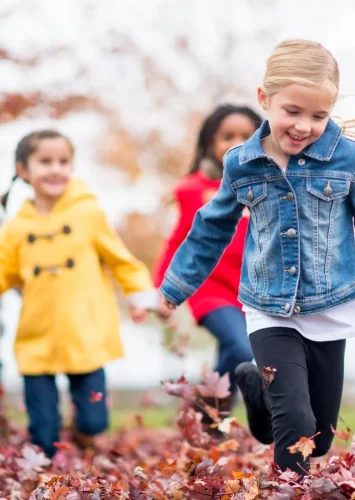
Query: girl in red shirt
154 104 262 412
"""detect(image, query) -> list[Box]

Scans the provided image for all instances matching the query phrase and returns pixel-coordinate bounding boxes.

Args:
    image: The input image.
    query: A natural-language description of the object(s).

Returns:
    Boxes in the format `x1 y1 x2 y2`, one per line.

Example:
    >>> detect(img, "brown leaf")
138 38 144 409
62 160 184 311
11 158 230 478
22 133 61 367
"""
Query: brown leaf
331 424 351 441
217 439 240 452
287 434 319 460
262 366 277 386
49 485 69 500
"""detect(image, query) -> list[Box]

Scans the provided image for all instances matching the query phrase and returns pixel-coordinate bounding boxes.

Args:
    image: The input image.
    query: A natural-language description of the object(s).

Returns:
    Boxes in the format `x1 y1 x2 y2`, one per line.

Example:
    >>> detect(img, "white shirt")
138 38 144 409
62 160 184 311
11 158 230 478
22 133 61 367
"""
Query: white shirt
243 301 355 342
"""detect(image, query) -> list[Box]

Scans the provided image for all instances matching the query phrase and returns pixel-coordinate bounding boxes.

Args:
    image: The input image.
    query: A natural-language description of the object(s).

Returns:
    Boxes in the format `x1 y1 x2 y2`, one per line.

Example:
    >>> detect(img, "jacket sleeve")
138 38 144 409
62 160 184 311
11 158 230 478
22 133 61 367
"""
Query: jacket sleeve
160 167 244 306
153 187 196 287
0 222 22 294
93 208 153 295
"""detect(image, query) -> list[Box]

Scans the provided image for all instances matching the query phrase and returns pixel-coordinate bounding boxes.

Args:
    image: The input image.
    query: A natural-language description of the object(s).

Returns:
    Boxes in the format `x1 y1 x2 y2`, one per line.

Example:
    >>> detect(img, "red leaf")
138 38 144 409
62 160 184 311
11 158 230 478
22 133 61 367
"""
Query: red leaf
53 442 73 451
89 391 103 403
197 371 231 400
262 366 277 386
161 375 196 400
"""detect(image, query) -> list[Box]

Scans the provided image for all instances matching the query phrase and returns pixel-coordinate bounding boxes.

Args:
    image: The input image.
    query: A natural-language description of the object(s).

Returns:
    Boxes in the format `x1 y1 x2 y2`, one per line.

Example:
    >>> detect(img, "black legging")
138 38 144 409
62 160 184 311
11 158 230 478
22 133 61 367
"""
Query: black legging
249 327 346 474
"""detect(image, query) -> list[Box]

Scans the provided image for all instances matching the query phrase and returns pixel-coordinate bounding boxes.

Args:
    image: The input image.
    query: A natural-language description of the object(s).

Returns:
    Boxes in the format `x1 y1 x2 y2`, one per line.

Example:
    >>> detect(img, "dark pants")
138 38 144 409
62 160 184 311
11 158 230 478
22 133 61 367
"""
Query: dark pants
200 306 253 393
250 327 345 473
24 368 108 457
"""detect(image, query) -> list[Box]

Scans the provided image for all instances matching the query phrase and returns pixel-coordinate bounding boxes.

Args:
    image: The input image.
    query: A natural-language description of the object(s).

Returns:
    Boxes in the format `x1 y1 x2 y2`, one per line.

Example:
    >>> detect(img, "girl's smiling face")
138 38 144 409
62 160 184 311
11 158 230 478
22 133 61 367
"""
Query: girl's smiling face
17 137 73 200
258 83 334 162
211 112 258 164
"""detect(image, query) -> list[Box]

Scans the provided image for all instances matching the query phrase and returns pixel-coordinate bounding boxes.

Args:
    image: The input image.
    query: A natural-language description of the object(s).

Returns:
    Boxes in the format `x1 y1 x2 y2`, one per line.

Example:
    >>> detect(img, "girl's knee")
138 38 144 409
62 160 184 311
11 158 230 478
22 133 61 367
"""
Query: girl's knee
227 343 253 368
77 411 108 436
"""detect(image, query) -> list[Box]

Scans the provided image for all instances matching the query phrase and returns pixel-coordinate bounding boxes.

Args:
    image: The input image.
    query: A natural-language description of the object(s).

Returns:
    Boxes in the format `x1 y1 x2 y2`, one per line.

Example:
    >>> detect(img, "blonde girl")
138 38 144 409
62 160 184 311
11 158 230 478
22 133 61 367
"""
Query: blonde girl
159 39 355 474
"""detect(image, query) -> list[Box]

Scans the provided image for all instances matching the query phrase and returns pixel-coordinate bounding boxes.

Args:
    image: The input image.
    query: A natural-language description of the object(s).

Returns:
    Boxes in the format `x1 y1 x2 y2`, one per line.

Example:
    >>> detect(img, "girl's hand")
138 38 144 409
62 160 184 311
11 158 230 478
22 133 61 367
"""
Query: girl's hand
129 306 149 324
162 297 177 310
156 295 174 319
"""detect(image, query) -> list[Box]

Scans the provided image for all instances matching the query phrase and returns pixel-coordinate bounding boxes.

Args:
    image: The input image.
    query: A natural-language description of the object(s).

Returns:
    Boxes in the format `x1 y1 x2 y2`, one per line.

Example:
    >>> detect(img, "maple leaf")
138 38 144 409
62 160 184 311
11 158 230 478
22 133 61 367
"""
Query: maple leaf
17 445 51 471
89 391 103 403
217 417 240 435
262 366 277 386
287 433 319 460
217 439 240 452
197 371 231 400
49 485 69 500
161 376 196 400
331 424 351 441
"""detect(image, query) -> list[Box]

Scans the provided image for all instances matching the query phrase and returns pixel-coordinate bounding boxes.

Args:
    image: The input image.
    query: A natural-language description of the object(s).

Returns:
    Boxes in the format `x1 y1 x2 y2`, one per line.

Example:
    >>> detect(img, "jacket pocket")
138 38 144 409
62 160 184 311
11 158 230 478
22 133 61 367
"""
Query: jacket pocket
306 177 350 201
234 181 268 207
234 181 269 231
306 177 350 223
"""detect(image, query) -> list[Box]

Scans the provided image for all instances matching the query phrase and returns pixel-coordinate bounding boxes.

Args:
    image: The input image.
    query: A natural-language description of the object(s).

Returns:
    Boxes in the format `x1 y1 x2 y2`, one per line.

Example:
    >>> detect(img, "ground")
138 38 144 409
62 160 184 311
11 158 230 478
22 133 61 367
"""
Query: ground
1 382 355 499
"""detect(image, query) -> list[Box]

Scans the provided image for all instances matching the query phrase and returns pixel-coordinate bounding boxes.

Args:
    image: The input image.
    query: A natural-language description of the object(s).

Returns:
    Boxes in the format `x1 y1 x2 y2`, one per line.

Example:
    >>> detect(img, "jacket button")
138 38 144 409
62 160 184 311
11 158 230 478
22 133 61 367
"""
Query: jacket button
289 266 297 275
286 228 297 238
282 303 291 312
33 266 41 276
294 306 301 314
247 189 254 202
66 258 75 269
28 234 36 243
62 225 71 235
298 159 305 166
286 192 294 202
324 183 333 197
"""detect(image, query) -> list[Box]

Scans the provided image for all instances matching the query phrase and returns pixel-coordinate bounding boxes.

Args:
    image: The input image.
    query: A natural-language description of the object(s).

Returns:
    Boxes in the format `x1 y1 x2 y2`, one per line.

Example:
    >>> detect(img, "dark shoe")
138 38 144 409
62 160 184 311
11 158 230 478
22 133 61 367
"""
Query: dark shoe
193 392 235 438
235 362 273 444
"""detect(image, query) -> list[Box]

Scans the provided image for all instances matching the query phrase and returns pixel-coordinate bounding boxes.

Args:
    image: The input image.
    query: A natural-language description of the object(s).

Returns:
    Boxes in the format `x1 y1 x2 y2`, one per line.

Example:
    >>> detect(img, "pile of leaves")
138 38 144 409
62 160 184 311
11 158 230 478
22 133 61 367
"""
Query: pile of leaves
1 373 355 498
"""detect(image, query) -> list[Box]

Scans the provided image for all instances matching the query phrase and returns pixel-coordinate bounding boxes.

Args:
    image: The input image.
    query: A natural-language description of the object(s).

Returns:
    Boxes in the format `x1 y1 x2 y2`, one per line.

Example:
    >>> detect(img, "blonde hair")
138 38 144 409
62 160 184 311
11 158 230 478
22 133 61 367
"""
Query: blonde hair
263 39 355 140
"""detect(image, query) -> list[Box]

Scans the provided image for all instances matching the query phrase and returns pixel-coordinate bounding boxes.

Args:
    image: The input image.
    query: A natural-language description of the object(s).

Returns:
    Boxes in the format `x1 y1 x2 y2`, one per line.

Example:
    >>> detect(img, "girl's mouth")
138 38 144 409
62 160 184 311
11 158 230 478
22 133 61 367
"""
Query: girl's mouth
287 132 309 145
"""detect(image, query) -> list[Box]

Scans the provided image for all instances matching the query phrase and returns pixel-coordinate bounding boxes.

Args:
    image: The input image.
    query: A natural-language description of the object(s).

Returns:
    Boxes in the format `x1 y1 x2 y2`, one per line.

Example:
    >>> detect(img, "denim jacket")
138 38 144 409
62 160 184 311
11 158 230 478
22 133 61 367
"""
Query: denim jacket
160 119 355 317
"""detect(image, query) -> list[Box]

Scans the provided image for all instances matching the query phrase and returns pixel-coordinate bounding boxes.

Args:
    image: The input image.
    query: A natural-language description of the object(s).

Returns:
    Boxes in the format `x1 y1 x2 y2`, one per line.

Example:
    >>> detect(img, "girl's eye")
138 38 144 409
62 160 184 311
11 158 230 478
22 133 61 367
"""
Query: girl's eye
40 158 51 164
286 110 299 115
60 158 70 165
314 115 326 120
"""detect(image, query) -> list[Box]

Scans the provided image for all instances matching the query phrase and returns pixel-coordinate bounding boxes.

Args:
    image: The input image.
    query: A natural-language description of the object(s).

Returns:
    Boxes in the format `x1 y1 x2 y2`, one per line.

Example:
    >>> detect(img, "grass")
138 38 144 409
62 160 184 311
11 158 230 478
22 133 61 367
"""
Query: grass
4 400 355 447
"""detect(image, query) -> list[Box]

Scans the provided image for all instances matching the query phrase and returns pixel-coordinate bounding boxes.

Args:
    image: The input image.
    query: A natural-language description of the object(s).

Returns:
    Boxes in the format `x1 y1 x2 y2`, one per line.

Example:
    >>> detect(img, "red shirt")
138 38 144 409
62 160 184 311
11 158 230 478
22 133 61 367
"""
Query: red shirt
153 171 248 322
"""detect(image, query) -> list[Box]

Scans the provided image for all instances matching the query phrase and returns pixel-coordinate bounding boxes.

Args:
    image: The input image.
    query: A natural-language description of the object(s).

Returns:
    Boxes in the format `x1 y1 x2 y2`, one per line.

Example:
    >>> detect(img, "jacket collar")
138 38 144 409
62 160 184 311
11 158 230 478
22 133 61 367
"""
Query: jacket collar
239 118 342 165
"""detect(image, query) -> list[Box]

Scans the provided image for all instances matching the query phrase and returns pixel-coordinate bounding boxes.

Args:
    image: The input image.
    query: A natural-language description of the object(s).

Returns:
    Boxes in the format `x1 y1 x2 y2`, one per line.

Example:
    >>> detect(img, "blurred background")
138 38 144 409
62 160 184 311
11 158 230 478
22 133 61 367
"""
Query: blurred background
1 0 355 400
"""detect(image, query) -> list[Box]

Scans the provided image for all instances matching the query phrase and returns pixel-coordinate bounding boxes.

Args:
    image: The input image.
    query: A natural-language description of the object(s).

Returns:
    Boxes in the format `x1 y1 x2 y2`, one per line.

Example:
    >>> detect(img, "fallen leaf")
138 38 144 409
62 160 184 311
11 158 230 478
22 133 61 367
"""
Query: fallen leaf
197 371 231 400
217 439 240 452
331 424 351 441
53 442 73 451
89 391 103 403
49 485 69 500
262 366 277 386
287 434 319 460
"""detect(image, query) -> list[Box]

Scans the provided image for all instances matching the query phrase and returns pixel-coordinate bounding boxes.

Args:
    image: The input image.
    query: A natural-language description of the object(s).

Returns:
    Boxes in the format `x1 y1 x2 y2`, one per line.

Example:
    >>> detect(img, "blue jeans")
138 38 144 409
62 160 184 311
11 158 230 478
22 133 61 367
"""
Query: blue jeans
24 368 108 457
199 306 253 393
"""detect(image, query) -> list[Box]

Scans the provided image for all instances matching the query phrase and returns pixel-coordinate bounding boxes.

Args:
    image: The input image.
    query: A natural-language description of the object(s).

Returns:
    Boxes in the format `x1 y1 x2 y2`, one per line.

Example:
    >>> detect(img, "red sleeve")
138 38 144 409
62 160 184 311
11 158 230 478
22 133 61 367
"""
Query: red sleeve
153 186 197 287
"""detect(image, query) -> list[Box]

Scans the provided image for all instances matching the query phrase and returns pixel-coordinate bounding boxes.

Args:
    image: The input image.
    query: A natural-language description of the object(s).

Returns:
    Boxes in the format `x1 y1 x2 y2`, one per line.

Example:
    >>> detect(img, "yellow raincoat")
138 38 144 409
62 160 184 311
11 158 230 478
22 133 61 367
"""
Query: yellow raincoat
0 178 153 375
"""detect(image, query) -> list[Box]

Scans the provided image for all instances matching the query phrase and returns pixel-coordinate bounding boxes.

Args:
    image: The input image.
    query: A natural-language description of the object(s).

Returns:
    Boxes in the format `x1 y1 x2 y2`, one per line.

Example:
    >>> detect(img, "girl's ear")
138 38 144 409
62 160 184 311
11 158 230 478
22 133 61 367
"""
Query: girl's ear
16 161 29 182
257 87 269 111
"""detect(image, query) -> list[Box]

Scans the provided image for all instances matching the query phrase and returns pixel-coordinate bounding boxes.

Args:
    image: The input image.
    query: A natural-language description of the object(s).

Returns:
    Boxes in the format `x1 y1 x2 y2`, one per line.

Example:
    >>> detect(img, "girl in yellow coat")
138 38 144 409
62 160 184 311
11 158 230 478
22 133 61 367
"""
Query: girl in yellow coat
0 129 169 457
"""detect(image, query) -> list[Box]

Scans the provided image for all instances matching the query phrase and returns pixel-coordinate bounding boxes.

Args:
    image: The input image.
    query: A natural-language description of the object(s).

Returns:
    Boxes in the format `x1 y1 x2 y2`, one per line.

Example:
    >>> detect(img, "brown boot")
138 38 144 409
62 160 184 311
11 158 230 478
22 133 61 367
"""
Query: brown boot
72 427 96 451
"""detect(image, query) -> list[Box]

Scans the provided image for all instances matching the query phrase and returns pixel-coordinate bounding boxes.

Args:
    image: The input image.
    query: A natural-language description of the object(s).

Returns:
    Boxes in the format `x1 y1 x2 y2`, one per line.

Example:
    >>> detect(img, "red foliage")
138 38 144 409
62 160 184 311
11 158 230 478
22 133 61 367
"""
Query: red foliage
0 373 354 498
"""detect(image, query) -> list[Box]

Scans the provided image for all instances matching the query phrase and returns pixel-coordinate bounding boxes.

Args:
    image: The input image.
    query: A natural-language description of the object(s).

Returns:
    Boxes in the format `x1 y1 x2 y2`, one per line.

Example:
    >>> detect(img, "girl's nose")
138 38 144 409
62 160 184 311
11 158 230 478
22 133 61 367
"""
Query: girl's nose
295 121 311 134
